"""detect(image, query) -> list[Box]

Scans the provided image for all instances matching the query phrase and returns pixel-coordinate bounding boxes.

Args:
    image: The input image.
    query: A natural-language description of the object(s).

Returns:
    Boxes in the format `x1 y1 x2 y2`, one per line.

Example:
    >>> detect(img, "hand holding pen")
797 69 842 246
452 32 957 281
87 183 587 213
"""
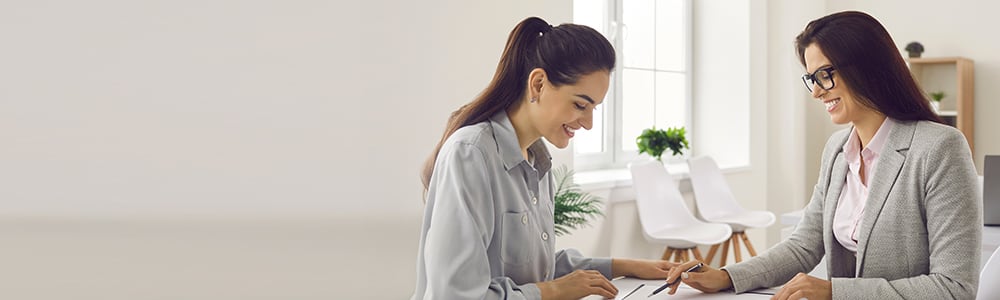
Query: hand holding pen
659 260 736 295
647 262 703 297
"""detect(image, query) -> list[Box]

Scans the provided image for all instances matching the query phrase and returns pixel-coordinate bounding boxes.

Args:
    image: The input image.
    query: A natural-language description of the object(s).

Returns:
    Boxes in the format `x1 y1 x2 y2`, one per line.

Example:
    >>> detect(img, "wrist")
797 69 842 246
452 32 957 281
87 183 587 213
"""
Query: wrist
611 258 634 278
537 281 555 300
720 269 734 290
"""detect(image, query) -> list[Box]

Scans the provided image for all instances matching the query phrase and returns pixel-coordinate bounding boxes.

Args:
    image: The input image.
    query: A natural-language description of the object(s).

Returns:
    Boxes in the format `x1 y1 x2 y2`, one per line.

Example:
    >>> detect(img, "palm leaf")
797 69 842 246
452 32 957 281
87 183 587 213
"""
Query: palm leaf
552 165 604 236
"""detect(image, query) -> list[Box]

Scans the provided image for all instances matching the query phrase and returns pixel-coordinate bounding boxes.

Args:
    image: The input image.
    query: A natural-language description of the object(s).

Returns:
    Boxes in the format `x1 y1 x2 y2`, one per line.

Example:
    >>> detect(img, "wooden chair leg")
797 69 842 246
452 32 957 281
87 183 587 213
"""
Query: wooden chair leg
692 247 704 261
674 249 685 263
705 244 720 266
719 238 731 267
740 232 758 257
662 247 673 261
732 233 743 263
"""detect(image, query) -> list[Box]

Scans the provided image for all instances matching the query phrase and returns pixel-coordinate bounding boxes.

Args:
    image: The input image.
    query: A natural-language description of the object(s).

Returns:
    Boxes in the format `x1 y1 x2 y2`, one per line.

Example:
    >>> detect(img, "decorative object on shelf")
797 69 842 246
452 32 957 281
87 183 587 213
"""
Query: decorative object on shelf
907 56 974 151
929 91 945 113
552 165 603 236
636 126 689 161
905 42 924 58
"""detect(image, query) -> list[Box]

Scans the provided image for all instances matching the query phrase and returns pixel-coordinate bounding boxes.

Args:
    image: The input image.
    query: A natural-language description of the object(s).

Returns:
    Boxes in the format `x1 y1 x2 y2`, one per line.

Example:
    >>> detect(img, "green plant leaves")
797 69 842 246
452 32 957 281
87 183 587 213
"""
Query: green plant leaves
636 126 689 161
552 165 603 236
929 91 945 102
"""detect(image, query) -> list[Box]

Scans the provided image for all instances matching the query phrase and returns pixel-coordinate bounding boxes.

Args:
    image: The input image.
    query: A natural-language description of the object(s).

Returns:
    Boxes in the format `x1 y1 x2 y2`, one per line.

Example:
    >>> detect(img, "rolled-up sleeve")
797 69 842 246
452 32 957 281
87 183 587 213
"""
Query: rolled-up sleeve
417 142 542 300
554 249 612 279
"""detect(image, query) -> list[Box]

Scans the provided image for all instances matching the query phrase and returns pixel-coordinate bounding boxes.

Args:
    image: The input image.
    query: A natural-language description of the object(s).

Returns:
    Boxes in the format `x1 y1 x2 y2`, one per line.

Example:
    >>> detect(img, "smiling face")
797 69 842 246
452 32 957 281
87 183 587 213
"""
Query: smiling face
802 43 872 125
530 70 610 148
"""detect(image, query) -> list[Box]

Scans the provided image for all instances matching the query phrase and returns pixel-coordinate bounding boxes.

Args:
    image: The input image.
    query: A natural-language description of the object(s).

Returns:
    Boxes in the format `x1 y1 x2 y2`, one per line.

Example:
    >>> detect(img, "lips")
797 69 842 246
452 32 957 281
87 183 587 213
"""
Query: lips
563 124 577 138
824 98 841 112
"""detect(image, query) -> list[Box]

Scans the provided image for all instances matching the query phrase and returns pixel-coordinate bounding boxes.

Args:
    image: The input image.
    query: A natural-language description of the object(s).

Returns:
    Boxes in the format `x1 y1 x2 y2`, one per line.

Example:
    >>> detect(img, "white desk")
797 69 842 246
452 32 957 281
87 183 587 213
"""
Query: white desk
582 278 772 300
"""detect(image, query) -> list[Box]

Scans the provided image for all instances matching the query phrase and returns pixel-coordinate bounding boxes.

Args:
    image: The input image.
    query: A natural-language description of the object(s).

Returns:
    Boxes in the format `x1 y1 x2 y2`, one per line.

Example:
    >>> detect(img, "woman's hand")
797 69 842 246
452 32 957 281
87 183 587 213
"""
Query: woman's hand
772 273 831 300
537 270 618 300
612 258 677 279
665 260 734 295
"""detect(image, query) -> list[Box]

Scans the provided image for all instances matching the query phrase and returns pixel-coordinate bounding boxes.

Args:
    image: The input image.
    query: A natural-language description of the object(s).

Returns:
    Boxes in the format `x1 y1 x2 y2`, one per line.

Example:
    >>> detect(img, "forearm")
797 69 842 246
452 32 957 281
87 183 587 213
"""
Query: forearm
611 258 628 277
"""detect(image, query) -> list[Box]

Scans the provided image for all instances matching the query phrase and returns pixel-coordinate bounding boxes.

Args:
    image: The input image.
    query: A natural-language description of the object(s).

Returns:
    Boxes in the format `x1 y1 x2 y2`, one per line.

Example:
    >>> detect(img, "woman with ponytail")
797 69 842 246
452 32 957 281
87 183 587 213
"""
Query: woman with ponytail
412 17 677 300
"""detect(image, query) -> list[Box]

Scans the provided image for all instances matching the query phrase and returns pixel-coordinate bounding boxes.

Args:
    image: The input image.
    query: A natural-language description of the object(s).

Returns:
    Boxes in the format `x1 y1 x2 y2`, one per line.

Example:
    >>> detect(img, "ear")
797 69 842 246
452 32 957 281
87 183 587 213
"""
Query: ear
526 68 547 100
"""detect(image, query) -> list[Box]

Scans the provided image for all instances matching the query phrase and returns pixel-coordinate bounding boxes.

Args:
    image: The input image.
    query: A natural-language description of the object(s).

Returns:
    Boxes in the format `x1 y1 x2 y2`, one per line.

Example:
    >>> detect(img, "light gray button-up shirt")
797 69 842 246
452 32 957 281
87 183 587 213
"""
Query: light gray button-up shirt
412 112 612 300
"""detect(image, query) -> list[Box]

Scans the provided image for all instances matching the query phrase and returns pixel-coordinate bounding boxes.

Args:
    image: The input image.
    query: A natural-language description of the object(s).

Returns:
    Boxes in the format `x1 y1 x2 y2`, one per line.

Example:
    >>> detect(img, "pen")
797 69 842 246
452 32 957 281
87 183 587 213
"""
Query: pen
647 262 703 297
621 283 644 300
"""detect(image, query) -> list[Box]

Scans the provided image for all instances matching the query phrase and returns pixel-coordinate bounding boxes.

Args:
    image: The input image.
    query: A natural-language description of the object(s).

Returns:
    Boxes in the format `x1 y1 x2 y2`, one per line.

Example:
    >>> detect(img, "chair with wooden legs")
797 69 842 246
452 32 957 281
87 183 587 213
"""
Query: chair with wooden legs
687 156 775 267
629 160 732 263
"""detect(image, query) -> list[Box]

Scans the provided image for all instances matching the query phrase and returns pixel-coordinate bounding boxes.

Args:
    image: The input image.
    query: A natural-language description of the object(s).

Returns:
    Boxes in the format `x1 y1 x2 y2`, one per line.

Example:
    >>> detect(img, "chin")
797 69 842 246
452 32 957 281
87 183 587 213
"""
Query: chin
545 137 570 149
828 113 850 125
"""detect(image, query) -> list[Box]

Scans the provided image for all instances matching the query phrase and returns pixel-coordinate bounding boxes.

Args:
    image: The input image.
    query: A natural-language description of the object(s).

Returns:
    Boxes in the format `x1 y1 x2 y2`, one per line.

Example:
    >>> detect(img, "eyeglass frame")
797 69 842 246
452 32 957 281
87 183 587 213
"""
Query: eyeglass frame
801 66 837 93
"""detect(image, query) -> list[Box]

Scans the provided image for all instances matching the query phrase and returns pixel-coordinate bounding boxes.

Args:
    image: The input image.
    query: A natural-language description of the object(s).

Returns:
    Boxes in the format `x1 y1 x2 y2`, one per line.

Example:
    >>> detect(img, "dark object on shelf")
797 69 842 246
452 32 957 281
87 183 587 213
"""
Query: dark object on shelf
905 42 924 58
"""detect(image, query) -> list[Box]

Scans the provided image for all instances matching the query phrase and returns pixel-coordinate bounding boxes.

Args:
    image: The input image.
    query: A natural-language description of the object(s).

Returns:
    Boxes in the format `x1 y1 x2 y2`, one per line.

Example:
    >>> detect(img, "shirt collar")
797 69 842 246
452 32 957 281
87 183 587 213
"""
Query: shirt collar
489 112 552 174
843 117 896 164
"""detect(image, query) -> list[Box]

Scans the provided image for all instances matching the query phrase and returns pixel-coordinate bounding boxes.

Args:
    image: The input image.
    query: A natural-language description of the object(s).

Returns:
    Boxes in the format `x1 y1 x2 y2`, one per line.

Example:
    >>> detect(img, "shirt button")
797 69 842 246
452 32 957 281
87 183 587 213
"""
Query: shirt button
532 196 538 205
541 232 549 241
521 214 528 224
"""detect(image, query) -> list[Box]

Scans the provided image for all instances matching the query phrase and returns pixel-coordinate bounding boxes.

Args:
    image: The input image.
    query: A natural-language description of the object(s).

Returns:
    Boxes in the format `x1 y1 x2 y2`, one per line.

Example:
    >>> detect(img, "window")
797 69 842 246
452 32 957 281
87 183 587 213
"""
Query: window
573 0 692 171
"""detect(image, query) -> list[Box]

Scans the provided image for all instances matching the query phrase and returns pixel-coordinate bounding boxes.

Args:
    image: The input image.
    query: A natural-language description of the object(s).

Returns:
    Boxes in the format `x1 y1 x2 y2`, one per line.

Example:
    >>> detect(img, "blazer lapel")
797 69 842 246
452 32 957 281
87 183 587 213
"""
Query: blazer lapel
854 121 916 276
825 151 849 235
824 150 851 276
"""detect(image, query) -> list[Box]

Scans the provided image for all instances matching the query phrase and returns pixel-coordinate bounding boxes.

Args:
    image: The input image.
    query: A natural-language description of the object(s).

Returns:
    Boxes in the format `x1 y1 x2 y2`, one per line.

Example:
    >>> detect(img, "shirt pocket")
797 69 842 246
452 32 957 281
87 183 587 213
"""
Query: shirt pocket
501 211 537 266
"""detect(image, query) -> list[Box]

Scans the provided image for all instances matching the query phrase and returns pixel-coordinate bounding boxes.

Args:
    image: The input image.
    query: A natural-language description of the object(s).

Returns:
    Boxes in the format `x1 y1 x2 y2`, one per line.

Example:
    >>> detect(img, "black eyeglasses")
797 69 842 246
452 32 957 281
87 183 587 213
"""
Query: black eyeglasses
801 66 836 93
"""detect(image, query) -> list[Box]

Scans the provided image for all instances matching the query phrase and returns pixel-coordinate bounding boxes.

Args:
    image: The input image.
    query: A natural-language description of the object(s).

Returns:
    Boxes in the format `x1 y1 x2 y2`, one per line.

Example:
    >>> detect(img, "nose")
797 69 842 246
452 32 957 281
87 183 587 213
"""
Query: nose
810 82 826 99
579 110 593 130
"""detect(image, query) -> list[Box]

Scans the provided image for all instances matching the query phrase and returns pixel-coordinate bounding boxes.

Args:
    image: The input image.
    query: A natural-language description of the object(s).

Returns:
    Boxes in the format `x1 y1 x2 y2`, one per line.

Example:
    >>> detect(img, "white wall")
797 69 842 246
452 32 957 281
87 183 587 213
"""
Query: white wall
0 0 571 299
763 0 827 246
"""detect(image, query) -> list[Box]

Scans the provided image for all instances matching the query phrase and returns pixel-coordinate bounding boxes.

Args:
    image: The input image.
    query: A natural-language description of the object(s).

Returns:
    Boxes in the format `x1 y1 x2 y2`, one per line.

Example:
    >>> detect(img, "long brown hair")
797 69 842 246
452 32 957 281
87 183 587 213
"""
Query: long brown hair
420 17 615 190
795 11 942 123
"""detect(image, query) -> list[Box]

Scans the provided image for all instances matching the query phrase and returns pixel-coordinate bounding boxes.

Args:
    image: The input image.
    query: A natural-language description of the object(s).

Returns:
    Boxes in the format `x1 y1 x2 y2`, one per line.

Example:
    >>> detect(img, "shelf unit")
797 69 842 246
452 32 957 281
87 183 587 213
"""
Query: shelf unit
907 57 975 151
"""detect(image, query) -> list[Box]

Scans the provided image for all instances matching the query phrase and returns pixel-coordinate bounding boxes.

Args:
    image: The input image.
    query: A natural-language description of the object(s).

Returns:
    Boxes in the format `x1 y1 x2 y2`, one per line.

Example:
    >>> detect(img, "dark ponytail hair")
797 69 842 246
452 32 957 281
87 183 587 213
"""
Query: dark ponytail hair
421 17 615 190
795 11 942 123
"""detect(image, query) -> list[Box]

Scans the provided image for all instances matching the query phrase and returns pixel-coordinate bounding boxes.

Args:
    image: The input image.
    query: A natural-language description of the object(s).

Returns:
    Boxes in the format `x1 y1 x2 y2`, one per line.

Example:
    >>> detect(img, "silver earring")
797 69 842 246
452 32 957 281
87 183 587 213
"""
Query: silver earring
530 97 537 103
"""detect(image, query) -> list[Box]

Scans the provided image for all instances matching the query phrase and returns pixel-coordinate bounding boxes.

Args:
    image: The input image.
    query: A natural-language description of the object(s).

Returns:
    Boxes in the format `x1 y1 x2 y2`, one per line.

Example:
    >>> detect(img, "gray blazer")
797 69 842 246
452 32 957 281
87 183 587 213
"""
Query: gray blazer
725 120 982 299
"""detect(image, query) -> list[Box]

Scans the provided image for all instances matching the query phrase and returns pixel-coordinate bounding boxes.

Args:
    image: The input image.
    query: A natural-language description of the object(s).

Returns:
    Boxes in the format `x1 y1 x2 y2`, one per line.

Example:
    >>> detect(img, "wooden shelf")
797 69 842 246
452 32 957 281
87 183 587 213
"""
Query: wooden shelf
908 57 974 152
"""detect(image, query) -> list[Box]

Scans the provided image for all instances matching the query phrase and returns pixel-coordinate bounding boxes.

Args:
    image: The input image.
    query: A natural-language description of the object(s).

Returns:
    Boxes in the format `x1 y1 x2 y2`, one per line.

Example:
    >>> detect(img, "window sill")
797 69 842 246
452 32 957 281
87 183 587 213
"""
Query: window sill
572 162 751 203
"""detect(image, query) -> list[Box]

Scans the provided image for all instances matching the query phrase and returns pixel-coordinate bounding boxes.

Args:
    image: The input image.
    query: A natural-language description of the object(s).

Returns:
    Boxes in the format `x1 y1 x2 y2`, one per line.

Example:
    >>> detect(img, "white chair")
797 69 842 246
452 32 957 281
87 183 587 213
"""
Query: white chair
687 156 776 267
979 247 1000 299
629 160 732 262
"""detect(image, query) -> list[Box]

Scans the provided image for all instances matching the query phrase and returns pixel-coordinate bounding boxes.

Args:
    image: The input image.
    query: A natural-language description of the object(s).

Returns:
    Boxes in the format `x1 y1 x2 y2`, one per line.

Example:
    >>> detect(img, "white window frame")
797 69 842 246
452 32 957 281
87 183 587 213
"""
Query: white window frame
573 0 693 171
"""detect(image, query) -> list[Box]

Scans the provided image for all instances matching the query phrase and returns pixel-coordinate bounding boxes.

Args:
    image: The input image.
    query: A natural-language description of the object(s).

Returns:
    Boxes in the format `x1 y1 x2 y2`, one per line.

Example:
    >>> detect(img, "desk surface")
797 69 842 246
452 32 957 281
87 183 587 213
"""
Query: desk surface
581 278 773 300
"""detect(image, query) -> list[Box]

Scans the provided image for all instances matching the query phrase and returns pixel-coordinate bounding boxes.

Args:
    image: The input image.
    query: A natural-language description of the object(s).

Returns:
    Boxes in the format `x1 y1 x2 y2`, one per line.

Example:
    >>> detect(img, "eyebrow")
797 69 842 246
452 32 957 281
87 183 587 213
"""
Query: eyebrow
806 64 833 74
575 94 595 104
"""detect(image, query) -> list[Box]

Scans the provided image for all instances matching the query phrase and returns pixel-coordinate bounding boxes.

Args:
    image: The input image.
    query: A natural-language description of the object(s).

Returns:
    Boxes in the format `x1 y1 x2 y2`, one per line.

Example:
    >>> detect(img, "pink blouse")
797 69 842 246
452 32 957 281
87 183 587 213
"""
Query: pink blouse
833 118 895 253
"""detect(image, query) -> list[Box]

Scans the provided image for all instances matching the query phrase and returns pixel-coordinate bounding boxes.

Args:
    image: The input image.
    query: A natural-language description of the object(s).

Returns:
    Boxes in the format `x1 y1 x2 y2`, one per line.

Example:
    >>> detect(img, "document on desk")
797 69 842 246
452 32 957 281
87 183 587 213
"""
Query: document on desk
580 278 772 299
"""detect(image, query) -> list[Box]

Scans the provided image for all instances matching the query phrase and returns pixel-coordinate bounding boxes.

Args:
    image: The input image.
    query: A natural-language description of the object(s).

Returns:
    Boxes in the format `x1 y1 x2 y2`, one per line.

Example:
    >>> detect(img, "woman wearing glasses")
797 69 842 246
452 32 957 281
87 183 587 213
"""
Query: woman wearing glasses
664 11 981 300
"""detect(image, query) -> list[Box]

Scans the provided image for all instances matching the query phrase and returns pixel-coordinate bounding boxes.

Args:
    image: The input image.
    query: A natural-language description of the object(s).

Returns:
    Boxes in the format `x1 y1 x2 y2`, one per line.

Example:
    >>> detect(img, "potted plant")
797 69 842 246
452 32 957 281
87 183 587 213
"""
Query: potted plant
636 126 689 161
929 91 944 113
905 42 924 58
552 165 603 236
